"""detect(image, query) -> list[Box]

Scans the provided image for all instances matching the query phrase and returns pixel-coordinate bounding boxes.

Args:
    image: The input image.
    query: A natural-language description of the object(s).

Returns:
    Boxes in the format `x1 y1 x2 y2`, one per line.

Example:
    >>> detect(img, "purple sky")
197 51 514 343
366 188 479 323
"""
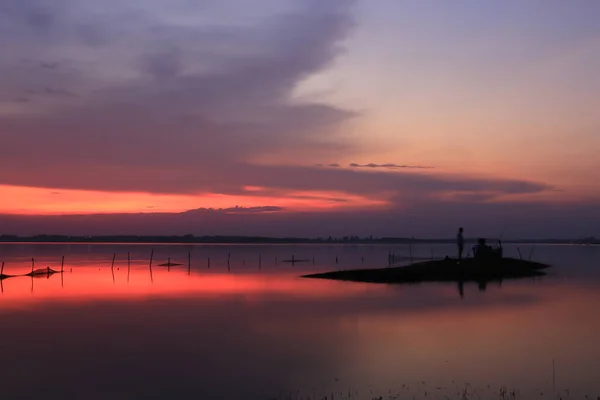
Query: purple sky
0 0 599 238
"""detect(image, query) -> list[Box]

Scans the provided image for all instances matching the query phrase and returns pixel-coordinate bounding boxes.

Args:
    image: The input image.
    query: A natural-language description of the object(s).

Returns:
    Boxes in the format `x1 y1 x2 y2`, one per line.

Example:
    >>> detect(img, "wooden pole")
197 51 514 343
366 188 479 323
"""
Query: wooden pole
61 256 65 272
168 256 171 272
528 246 536 261
111 253 116 269
1 261 4 276
149 249 154 283
31 258 35 274
517 247 523 260
227 253 231 271
127 252 131 283
207 257 210 268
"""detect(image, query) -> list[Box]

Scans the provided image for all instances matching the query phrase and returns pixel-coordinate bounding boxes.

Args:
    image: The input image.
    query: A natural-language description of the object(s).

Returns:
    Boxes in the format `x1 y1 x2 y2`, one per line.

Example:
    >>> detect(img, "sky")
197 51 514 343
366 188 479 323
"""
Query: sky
0 0 599 238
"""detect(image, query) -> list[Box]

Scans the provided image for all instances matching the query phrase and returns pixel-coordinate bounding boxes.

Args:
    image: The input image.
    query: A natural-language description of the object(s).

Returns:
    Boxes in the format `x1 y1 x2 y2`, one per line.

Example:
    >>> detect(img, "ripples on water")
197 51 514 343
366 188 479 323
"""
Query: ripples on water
0 243 599 399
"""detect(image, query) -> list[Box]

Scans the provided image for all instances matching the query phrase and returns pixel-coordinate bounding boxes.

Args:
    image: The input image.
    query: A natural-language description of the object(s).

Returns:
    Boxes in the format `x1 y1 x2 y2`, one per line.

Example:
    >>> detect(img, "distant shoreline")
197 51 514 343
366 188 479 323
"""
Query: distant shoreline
0 235 597 245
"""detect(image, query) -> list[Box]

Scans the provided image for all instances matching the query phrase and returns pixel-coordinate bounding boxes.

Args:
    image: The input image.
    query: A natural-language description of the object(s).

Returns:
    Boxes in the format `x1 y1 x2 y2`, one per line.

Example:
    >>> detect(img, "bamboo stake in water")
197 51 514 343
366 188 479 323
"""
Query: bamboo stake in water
149 249 154 283
61 256 65 273
31 258 35 274
168 256 171 272
111 253 116 269
528 246 536 261
1 261 4 276
207 257 210 268
127 252 131 283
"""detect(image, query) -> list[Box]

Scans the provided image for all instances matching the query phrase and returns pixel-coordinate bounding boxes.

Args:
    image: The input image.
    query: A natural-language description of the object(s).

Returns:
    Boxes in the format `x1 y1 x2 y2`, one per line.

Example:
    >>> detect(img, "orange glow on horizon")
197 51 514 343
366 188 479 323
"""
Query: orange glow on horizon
0 184 388 215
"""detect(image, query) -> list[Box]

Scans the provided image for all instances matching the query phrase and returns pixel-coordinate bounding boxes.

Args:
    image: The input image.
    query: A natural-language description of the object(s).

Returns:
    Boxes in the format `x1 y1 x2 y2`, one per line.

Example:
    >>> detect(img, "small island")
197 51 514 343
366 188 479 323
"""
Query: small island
302 256 549 284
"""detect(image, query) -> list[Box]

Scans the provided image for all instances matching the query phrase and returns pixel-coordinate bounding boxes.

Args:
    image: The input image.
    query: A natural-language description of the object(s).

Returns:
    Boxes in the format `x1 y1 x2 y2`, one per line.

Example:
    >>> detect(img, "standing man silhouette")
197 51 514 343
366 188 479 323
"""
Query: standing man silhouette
457 227 464 261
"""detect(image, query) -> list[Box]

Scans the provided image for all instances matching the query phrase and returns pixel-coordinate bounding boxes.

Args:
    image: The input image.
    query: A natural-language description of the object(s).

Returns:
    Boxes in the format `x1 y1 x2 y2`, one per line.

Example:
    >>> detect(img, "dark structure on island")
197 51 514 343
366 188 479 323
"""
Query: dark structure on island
302 238 550 291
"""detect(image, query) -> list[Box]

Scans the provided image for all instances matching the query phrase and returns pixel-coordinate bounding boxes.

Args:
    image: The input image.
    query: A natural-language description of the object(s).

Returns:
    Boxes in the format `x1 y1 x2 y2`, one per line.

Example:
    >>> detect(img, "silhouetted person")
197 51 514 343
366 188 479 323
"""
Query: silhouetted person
457 227 464 260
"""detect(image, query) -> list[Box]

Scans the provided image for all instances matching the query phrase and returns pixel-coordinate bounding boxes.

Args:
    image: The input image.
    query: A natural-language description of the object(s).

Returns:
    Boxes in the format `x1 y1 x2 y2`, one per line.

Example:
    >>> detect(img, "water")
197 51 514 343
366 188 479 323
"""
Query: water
0 242 599 399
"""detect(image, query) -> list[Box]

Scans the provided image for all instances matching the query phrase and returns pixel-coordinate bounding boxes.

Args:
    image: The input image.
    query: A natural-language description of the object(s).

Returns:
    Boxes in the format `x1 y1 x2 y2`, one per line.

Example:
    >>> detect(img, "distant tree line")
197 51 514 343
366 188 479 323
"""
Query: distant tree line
0 234 597 244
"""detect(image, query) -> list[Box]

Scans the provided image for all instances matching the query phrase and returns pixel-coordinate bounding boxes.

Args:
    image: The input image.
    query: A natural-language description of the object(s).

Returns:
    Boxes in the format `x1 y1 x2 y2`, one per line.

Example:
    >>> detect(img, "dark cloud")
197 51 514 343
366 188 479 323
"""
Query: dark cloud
0 162 551 202
42 87 77 97
222 206 284 214
1 201 599 238
0 0 357 183
349 163 434 169
0 0 559 230
40 62 59 69
183 206 285 215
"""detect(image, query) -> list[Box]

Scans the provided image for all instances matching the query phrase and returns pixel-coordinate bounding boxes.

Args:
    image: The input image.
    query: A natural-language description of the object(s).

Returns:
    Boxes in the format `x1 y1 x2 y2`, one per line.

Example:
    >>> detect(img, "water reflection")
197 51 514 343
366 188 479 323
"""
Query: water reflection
0 261 385 307
0 257 550 304
0 244 599 399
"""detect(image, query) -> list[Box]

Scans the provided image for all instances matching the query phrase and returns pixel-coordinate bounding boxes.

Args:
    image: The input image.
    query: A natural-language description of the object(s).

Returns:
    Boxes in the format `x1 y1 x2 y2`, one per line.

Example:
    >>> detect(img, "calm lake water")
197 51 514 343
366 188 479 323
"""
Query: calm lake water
0 242 599 399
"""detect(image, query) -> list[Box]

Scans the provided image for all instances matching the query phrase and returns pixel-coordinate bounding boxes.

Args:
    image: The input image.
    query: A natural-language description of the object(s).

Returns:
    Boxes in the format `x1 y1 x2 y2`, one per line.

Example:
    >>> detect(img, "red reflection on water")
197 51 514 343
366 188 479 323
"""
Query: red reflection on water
0 262 376 308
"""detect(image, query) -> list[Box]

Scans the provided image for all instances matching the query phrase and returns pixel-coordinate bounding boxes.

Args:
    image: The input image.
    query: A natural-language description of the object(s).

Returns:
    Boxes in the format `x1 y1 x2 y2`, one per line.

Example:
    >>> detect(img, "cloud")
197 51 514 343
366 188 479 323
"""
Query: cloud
1 200 599 238
40 62 59 69
42 87 77 97
0 0 358 185
349 163 434 169
184 206 285 215
0 0 557 222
